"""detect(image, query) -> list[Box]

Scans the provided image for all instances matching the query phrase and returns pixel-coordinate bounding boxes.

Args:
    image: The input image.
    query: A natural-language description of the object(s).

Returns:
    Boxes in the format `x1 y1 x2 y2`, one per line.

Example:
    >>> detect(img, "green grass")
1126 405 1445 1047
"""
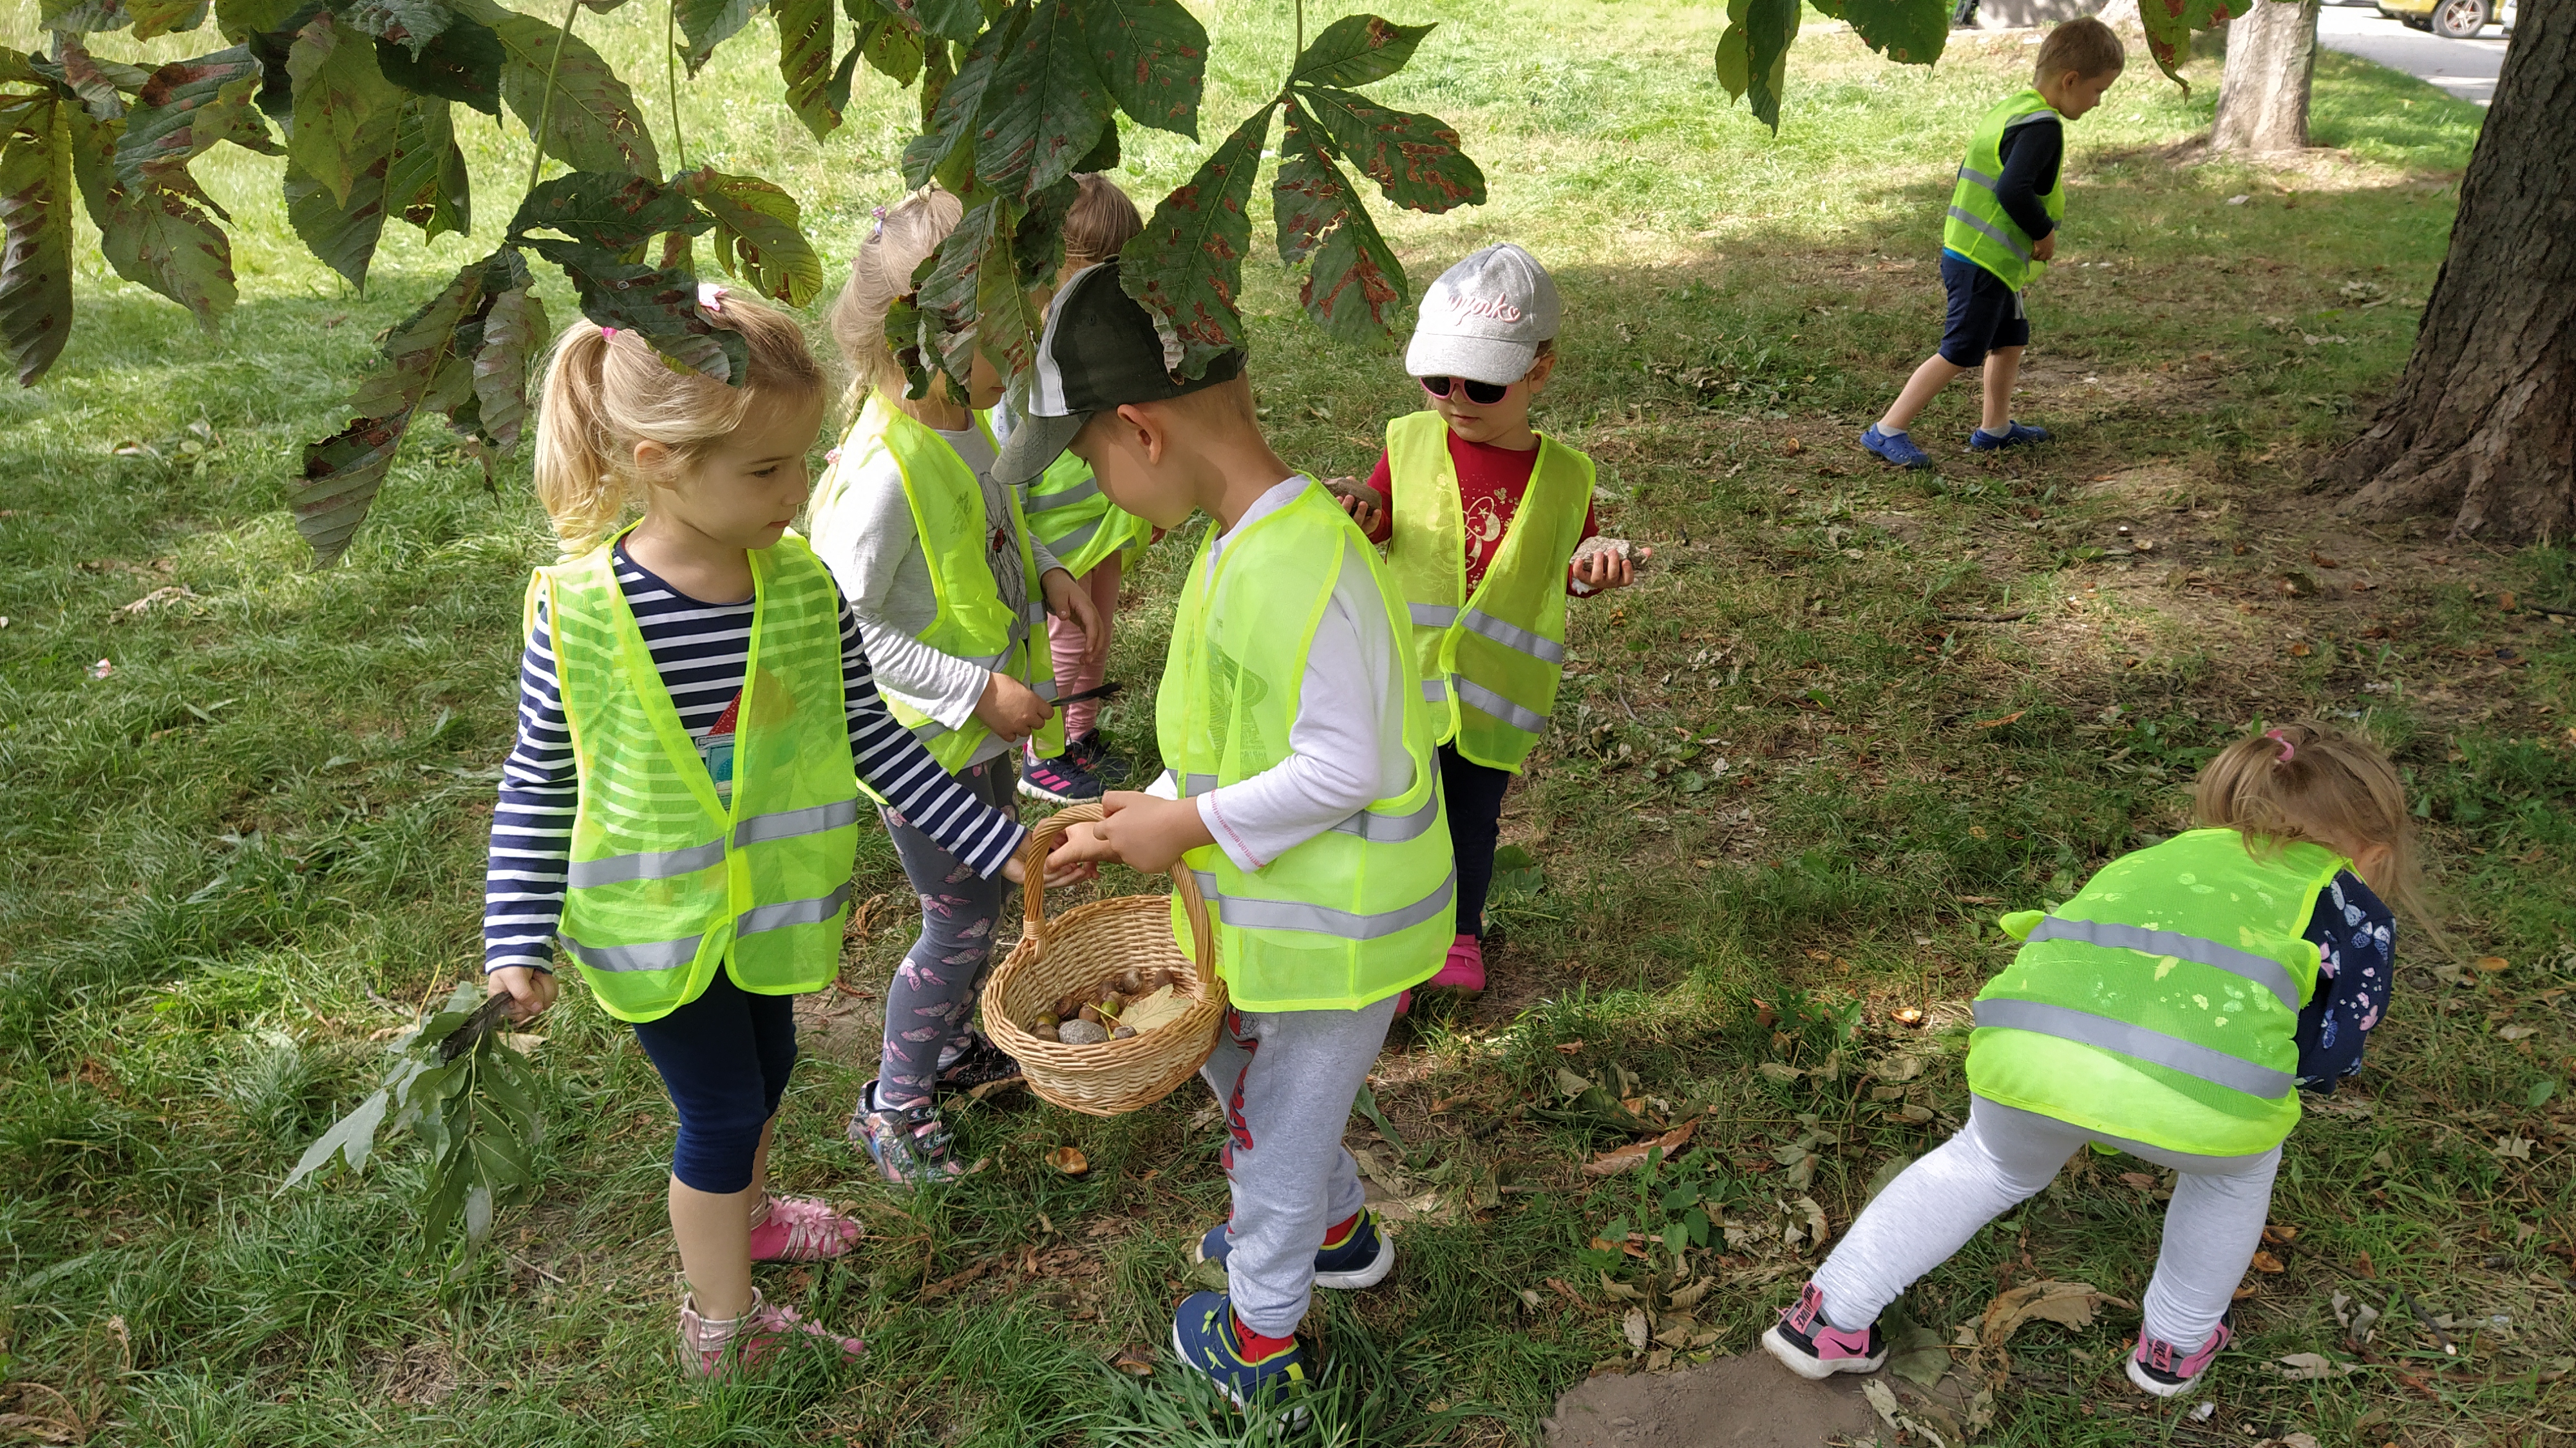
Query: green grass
3 1 2570 1445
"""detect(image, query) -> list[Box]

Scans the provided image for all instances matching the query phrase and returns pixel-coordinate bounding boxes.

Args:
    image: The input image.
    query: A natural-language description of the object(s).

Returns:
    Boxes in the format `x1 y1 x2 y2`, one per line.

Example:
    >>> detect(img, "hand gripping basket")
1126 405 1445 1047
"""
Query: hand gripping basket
980 803 1227 1116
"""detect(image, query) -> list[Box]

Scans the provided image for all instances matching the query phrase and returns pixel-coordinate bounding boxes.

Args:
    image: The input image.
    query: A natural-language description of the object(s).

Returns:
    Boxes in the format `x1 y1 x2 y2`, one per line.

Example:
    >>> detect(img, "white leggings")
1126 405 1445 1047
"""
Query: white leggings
1810 1095 2278 1350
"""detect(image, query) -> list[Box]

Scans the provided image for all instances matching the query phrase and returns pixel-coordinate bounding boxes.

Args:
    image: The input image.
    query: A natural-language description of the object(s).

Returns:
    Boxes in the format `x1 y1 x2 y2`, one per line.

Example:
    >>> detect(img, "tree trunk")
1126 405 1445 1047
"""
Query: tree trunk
2322 0 2576 543
2096 0 2141 29
2211 0 2322 151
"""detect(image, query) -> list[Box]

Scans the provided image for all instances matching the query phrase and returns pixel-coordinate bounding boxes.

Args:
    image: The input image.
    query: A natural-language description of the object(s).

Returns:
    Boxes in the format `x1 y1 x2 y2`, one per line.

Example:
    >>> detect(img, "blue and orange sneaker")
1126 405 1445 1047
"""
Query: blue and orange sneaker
1193 1208 1396 1290
1170 1291 1314 1414
1967 420 2050 452
2127 1320 2231 1397
1761 1282 1888 1380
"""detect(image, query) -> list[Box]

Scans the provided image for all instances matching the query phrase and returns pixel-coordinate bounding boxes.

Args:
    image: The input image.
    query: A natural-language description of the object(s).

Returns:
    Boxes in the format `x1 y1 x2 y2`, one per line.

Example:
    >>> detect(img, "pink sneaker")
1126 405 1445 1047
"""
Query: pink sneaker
679 1288 864 1378
746 1194 862 1262
1761 1282 1888 1380
2128 1320 2231 1397
1428 934 1486 993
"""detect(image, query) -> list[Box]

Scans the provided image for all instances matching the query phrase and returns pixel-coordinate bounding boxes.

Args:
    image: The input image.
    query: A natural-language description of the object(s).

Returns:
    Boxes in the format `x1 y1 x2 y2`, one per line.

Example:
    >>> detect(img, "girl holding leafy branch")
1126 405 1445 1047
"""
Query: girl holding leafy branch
480 287 1052 1377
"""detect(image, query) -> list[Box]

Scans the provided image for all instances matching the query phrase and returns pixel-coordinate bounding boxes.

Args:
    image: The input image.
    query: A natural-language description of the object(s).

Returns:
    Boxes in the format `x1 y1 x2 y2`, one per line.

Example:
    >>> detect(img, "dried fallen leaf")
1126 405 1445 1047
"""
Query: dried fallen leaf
2492 1135 2534 1161
1586 1119 1700 1177
2251 1251 2286 1273
2262 1223 2298 1245
2289 642 2313 658
1108 1344 1156 1377
1622 1307 1650 1354
2119 1172 2159 1192
2497 1024 2538 1042
1891 1007 1926 1027
1554 1040 1586 1055
1781 437 1804 455
2277 1351 2358 1381
1046 1146 1090 1177
1792 1194 1830 1248
1119 985 1191 1034
1980 1280 2118 1348
1975 710 2026 729
2476 956 2510 974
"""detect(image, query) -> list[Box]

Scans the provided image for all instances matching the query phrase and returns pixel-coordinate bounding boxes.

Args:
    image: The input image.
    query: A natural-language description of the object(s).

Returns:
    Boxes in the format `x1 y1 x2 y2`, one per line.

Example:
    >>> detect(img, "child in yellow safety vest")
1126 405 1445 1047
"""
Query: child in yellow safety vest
1762 721 2430 1400
481 288 1048 1376
805 186 1107 1188
994 174 1157 803
1340 243 1647 1003
1002 262 1450 1412
1858 17 2124 471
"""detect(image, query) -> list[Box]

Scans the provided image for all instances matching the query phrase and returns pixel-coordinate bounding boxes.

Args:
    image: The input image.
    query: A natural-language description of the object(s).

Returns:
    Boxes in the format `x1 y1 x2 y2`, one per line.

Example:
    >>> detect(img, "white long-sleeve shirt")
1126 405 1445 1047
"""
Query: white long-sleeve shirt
1150 476 1417 872
808 417 1064 769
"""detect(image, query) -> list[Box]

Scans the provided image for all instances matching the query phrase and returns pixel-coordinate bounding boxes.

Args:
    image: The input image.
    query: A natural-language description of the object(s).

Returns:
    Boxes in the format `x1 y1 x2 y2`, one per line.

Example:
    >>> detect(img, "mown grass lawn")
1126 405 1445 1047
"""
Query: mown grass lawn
2 0 2569 1443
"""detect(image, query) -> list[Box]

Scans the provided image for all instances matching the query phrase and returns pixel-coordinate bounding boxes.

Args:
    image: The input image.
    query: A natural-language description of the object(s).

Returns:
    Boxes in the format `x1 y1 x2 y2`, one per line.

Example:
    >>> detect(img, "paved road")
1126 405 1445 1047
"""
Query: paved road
2316 1 2510 105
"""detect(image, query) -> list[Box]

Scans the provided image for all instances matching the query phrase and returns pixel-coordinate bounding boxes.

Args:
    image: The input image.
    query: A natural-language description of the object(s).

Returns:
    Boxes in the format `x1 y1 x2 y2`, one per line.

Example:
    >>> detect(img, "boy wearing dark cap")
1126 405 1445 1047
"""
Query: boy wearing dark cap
1001 263 1449 1410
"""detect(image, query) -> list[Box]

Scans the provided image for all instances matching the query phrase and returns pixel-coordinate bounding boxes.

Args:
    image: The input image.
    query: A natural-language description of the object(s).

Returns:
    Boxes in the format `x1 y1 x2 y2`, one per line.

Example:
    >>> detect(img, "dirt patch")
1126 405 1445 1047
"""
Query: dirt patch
1541 1354 1882 1447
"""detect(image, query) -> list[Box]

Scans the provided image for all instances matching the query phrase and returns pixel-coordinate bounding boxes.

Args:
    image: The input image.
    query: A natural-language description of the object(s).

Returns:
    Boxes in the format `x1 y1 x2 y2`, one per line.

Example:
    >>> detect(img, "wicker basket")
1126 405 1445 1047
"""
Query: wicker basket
980 803 1226 1117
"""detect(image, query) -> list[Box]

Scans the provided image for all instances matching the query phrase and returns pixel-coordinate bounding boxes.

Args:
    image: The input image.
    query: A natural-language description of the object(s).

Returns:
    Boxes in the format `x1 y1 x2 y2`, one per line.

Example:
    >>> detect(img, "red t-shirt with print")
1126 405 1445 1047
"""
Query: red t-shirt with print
1360 430 1599 593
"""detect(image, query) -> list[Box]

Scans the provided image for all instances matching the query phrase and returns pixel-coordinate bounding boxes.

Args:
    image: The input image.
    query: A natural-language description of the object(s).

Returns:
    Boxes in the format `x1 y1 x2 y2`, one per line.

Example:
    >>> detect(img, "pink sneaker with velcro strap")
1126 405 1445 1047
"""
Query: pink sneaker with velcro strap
746 1194 862 1262
1761 1282 1888 1380
2128 1320 2231 1397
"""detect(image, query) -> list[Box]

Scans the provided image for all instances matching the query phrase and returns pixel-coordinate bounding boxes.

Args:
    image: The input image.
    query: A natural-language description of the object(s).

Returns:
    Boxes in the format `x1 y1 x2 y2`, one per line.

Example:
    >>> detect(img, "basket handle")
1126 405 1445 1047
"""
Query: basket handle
1016 802 1217 979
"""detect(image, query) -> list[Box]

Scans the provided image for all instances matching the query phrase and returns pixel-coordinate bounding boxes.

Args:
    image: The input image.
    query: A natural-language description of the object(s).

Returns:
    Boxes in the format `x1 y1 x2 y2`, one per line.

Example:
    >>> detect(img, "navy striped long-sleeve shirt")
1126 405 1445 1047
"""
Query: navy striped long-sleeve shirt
483 544 1027 973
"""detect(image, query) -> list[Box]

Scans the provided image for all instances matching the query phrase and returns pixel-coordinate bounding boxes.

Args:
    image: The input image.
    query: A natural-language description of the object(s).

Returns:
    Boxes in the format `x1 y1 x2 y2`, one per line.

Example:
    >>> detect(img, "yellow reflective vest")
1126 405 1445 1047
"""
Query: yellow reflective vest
1159 480 1454 1011
537 529 860 1024
1969 828 2345 1157
1944 89 2063 292
808 395 1063 772
1383 412 1595 774
1024 449 1151 577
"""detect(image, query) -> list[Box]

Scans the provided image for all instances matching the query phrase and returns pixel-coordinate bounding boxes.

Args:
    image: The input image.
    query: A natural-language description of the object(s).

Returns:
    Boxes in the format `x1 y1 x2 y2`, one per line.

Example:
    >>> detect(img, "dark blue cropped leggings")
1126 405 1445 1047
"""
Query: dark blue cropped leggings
630 969 798 1194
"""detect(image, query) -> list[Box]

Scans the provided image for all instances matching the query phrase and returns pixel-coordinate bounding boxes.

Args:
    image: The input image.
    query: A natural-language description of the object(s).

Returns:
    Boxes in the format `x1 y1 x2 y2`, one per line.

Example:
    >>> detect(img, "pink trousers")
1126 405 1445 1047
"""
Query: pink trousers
1048 555 1120 738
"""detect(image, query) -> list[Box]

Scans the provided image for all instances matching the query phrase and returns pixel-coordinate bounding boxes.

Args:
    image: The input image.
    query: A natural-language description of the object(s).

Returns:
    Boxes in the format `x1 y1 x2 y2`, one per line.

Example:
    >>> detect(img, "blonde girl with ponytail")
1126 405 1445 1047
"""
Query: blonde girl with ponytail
481 285 1061 1375
804 187 1106 1189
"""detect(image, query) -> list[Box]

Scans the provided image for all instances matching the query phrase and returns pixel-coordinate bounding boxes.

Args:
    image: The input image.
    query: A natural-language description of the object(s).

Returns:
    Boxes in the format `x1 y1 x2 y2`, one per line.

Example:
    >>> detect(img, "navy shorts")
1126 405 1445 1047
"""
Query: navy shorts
630 969 798 1194
1938 251 2030 366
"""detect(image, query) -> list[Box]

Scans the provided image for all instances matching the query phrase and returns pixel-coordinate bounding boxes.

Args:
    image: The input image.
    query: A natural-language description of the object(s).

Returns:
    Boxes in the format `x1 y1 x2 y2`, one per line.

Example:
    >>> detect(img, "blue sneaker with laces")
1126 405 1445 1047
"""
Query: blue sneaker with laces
1170 1291 1315 1415
1967 420 2051 451
1861 424 1932 470
1193 1208 1396 1290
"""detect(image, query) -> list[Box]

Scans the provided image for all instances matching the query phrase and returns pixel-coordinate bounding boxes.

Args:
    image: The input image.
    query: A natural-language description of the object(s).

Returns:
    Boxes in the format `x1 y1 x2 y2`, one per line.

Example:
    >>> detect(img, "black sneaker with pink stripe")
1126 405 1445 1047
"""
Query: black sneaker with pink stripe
1761 1282 1889 1380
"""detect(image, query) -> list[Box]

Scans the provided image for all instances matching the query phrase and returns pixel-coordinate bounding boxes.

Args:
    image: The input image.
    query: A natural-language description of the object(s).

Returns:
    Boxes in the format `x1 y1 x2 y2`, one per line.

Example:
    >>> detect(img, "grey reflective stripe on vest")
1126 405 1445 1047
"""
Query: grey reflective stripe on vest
909 717 953 743
1330 788 1443 843
1025 477 1100 513
1045 515 1104 558
1156 768 1222 795
559 929 704 974
566 838 724 889
1947 207 2031 262
1457 675 1548 734
2026 915 2302 1010
1974 998 2295 1099
1460 607 1567 664
1193 868 1457 940
1409 602 1461 628
1422 676 1450 704
733 799 862 848
739 882 853 937
1957 164 2000 193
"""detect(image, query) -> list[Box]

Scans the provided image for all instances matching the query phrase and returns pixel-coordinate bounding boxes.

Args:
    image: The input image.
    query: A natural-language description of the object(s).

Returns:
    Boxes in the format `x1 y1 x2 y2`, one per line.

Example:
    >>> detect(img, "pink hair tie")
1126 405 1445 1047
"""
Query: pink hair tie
2264 729 2296 765
599 325 618 341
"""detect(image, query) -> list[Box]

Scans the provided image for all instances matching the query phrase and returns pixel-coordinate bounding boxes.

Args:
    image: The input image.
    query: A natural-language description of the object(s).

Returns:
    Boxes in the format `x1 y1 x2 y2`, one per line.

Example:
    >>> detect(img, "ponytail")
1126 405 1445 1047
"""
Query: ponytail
527 296 827 558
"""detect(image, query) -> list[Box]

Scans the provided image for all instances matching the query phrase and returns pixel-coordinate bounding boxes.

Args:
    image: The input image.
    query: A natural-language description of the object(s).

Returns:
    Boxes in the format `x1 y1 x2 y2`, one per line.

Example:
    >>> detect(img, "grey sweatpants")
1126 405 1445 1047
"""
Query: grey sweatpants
876 754 1018 1110
1811 1094 2278 1351
1200 996 1400 1338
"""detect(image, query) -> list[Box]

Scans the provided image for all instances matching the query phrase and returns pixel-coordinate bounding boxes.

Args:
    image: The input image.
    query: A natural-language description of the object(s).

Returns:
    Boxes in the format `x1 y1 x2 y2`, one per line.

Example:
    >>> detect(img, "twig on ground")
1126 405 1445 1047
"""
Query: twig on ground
1938 609 2032 623
2528 602 2575 618
507 1252 565 1285
2392 1287 2456 1355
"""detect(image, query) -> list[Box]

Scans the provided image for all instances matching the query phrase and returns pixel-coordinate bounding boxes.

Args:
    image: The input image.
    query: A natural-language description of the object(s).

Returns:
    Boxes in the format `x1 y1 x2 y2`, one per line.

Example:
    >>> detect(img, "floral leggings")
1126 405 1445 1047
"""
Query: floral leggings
875 754 1018 1111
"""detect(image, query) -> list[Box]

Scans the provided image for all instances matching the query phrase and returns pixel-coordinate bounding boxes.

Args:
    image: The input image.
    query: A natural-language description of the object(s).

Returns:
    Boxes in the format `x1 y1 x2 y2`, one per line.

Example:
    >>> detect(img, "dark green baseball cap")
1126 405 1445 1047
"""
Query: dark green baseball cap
990 259 1244 488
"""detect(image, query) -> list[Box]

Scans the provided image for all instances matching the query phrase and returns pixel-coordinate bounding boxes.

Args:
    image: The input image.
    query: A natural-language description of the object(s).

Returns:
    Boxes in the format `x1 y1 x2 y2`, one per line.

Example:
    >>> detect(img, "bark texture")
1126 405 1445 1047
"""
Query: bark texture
2211 0 2322 152
2323 0 2576 542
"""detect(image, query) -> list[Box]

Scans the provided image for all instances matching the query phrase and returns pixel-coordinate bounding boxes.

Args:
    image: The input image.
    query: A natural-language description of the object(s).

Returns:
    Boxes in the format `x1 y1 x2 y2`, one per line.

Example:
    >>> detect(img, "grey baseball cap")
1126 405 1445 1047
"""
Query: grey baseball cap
990 260 1243 488
1403 243 1562 385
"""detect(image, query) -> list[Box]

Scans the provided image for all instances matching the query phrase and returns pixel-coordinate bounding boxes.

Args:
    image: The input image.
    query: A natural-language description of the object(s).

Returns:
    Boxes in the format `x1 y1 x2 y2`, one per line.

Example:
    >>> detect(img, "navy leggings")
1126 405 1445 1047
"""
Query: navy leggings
1439 742 1513 940
630 969 798 1194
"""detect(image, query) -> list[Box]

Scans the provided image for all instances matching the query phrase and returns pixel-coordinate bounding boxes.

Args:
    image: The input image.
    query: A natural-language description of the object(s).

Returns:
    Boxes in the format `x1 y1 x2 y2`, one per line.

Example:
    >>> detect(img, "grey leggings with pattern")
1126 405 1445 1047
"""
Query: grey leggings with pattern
876 754 1018 1110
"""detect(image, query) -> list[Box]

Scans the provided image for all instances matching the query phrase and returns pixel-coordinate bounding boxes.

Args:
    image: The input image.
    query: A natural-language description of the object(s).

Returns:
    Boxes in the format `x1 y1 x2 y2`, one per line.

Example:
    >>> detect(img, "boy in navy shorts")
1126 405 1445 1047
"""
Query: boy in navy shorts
1861 17 2123 470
